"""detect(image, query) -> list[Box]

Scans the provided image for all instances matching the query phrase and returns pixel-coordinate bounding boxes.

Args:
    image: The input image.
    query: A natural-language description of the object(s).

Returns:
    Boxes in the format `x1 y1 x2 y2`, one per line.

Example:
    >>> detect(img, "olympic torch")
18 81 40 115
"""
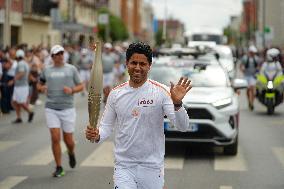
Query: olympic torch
88 40 103 129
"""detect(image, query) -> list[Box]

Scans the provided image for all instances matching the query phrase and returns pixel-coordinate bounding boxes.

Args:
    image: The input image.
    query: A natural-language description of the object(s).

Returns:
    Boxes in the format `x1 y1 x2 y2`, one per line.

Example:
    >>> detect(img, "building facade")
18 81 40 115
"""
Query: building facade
1 0 23 47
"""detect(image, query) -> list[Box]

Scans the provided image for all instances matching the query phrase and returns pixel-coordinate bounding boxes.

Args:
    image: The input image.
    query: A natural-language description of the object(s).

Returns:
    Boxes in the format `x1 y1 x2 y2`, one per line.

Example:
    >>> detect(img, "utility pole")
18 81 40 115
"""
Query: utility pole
262 0 266 49
3 0 11 47
162 0 167 42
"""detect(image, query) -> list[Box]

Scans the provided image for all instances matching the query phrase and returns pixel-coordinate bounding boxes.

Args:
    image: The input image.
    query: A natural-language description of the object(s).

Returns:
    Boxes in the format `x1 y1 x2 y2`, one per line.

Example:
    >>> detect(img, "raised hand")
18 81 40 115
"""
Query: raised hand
170 77 192 104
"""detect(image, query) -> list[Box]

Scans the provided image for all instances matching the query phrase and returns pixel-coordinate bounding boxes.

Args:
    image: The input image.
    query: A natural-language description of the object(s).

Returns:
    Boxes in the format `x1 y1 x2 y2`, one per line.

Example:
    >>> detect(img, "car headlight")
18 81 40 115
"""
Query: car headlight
212 98 232 109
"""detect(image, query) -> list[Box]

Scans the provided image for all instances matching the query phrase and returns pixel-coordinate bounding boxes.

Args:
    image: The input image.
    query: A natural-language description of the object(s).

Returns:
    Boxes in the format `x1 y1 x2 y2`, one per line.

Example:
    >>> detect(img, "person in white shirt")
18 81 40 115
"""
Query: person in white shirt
85 42 192 189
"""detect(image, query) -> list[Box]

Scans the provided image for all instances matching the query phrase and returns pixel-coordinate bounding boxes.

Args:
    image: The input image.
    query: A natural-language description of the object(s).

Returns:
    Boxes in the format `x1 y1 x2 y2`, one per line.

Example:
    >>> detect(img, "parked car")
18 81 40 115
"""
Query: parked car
149 63 247 155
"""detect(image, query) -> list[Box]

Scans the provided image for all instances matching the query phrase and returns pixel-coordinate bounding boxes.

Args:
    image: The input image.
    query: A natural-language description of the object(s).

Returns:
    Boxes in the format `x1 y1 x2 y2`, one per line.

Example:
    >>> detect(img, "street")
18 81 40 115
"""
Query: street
0 89 283 189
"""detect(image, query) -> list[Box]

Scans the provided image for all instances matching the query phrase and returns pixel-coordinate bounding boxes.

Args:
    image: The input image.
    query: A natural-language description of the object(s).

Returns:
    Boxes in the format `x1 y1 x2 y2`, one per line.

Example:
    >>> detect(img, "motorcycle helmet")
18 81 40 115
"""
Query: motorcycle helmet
266 48 280 62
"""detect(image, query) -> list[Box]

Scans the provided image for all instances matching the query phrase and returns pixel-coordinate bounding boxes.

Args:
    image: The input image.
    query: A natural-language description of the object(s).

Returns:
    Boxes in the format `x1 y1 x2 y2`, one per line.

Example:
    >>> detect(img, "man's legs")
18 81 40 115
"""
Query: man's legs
61 108 76 168
249 85 256 106
50 128 62 167
12 101 21 120
63 132 76 168
45 108 65 177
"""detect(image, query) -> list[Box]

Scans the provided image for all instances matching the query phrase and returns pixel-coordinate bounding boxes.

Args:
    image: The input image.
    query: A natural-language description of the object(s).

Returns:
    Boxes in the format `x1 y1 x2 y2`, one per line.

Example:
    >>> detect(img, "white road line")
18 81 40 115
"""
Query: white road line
165 156 184 170
81 141 114 167
0 141 21 152
22 142 66 165
220 186 233 189
0 176 28 189
81 141 184 169
214 147 247 171
272 147 284 168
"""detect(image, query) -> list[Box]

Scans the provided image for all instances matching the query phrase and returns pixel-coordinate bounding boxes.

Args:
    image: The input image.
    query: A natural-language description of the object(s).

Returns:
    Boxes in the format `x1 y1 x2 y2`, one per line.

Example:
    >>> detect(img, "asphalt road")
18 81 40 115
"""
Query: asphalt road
0 89 283 189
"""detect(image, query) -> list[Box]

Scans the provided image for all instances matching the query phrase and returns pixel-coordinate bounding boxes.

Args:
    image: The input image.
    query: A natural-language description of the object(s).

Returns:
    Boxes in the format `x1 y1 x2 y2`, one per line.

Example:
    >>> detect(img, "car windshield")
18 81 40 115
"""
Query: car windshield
149 65 183 86
182 66 229 87
149 65 229 87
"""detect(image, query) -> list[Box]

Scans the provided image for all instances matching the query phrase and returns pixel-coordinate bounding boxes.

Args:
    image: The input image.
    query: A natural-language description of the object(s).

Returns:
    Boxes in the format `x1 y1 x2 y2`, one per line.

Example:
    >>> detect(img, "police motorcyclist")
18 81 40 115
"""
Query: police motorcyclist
260 48 282 77
240 45 261 111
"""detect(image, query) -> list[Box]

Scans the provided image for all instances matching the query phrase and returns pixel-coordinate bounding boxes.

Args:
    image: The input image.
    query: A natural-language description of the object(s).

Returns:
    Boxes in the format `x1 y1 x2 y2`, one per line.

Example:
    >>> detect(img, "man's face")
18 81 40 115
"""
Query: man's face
249 51 255 57
126 53 151 84
52 51 64 64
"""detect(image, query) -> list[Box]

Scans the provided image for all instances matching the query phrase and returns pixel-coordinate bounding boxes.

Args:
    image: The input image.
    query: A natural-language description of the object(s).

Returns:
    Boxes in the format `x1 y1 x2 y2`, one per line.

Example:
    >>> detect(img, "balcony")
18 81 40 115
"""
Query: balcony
23 0 58 17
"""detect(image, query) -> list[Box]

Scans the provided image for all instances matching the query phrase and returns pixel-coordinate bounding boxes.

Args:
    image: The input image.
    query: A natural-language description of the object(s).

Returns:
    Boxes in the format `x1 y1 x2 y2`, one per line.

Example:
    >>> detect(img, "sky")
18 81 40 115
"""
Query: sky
146 0 243 32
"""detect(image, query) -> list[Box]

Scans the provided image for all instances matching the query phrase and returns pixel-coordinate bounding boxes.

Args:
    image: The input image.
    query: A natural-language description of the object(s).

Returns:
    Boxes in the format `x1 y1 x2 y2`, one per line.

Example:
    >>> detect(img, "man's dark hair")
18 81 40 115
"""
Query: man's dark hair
126 42 152 64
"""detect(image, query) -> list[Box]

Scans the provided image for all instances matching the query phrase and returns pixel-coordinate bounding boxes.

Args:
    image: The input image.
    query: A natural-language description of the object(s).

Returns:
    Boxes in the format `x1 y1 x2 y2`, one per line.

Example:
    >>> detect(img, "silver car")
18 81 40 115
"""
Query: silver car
149 63 247 155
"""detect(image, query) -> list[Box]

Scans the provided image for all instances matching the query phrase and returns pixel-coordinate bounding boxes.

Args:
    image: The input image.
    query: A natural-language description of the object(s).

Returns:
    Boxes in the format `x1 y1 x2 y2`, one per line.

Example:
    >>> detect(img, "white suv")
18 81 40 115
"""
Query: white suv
149 61 247 155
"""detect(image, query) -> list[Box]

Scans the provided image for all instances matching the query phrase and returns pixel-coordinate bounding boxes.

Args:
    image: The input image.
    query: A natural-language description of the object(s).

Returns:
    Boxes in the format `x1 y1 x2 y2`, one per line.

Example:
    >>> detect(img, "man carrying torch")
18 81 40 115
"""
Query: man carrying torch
86 42 192 189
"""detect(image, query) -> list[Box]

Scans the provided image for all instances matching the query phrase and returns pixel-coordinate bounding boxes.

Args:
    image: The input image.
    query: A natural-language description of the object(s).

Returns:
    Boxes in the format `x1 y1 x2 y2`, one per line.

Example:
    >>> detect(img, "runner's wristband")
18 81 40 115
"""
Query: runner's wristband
174 102 183 108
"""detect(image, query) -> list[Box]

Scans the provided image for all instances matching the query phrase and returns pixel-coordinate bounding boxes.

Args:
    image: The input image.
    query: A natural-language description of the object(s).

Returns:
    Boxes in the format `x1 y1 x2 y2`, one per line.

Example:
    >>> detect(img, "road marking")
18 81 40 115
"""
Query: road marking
272 147 284 168
22 141 67 165
271 119 284 126
214 147 247 171
0 141 21 152
220 186 233 189
81 141 114 167
0 176 27 189
81 141 184 169
165 156 184 170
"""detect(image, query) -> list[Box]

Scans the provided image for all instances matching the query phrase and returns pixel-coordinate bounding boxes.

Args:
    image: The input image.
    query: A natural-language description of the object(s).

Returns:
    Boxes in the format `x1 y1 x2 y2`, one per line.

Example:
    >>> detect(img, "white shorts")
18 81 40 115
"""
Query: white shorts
244 75 256 86
45 108 76 133
12 86 29 104
79 70 90 82
103 72 114 88
113 165 164 189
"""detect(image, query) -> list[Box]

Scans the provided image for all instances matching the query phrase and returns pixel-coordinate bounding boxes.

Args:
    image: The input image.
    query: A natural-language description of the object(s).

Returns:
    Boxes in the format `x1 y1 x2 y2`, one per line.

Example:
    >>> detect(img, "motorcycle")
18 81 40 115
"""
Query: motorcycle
256 69 284 114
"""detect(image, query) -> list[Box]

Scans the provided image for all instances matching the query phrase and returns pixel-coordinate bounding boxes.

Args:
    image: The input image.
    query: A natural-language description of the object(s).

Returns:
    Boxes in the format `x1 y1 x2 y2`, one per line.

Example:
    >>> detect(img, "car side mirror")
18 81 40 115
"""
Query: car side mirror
232 78 248 90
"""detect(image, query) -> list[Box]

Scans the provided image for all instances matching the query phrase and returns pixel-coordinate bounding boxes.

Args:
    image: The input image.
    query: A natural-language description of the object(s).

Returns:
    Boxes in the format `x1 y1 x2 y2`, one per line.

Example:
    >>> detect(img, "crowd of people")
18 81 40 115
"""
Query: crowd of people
0 42 129 119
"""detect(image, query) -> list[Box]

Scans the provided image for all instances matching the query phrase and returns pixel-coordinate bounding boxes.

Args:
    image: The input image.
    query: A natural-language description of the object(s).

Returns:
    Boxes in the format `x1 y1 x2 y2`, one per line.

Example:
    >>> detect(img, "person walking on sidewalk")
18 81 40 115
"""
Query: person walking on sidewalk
86 42 192 189
38 45 83 177
11 49 34 123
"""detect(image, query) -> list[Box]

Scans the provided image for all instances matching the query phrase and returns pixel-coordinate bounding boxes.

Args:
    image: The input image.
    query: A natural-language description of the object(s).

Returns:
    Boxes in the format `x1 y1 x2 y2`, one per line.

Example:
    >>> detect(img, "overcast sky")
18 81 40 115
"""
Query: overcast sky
146 0 243 32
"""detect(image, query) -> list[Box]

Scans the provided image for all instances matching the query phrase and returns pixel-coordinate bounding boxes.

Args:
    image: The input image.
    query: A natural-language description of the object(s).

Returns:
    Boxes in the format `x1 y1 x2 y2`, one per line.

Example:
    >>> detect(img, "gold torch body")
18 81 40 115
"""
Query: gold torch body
88 41 103 128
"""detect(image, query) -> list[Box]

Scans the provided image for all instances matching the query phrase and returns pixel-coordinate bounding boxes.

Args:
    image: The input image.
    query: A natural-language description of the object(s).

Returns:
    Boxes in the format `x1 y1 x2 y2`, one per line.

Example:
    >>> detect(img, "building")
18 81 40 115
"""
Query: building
240 0 284 49
158 19 185 44
1 0 23 47
53 0 97 47
241 0 257 43
256 0 284 48
22 0 58 47
140 1 154 45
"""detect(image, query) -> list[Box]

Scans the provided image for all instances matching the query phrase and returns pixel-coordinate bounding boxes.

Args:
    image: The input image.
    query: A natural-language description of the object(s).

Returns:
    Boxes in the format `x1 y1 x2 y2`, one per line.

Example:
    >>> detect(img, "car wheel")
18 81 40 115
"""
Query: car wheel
224 136 238 156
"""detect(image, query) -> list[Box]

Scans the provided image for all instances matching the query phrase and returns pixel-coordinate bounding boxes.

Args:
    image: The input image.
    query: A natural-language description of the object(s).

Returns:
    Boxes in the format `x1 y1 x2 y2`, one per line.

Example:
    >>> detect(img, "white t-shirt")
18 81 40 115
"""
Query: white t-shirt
98 79 190 169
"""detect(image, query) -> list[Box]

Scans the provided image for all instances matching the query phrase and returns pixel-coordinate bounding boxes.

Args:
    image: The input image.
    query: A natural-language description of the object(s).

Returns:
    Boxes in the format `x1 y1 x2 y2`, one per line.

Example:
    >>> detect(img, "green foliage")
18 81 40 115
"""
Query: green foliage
155 29 164 46
98 8 129 42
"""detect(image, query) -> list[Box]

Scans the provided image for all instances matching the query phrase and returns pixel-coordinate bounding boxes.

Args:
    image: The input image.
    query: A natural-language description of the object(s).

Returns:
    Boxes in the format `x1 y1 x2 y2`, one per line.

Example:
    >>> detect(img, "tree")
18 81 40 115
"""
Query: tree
155 29 164 46
98 8 129 42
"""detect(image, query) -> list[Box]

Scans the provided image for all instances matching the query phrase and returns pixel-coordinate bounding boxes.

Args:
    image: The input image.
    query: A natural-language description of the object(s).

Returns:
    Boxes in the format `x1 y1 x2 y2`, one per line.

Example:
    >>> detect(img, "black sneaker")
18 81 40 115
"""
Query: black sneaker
52 166 65 177
68 152 76 168
12 118 23 124
28 112 34 122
